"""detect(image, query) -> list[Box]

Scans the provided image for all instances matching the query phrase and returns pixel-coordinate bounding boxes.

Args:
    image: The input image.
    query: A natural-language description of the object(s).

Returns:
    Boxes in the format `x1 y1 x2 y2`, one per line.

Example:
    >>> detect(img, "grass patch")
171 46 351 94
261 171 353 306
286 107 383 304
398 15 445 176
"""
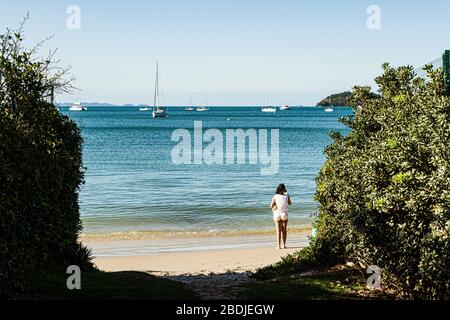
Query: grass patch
26 270 197 300
240 266 392 300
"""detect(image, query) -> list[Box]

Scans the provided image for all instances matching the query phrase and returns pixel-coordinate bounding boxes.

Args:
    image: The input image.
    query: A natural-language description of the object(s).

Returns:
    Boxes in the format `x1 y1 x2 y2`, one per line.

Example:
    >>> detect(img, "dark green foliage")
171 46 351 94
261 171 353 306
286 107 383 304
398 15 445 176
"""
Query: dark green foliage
62 243 95 272
26 271 198 300
244 268 387 300
314 64 450 299
1 24 90 298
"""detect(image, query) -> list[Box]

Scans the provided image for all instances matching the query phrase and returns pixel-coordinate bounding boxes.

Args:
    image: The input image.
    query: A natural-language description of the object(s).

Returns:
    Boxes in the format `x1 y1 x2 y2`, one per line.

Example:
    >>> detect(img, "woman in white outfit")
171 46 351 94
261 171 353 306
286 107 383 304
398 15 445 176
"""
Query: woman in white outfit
270 184 292 249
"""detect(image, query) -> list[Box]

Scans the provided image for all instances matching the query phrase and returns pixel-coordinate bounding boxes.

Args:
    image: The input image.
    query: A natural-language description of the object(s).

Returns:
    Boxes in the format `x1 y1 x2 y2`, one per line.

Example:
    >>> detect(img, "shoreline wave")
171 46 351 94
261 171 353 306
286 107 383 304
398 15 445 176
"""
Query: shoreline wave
80 225 312 242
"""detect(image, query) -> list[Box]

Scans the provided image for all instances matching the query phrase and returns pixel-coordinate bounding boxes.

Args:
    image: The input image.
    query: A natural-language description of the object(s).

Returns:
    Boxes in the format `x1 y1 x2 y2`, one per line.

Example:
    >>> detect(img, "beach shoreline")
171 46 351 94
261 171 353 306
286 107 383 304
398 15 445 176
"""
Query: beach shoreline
79 225 312 242
85 230 311 274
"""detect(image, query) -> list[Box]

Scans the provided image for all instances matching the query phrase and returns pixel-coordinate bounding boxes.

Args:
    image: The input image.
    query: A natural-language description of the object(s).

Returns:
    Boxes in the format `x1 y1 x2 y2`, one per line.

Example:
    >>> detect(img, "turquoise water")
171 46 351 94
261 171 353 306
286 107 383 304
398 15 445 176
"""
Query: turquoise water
61 106 352 234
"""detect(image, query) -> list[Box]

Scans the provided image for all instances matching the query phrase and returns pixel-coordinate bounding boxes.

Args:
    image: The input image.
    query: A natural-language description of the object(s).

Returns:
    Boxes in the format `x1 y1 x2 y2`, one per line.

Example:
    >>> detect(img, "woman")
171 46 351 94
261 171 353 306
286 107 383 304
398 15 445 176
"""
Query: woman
270 183 292 249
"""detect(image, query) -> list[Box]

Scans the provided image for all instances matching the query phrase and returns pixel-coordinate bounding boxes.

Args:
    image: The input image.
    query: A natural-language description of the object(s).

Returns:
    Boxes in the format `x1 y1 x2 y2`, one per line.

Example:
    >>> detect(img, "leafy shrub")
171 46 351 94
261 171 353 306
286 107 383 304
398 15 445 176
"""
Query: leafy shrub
314 64 450 299
62 243 96 272
0 23 91 298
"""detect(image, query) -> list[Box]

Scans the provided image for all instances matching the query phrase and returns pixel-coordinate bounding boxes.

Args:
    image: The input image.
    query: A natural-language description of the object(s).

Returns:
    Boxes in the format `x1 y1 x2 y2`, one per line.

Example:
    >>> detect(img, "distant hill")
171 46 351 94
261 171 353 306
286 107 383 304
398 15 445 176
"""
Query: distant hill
316 91 381 107
316 92 352 107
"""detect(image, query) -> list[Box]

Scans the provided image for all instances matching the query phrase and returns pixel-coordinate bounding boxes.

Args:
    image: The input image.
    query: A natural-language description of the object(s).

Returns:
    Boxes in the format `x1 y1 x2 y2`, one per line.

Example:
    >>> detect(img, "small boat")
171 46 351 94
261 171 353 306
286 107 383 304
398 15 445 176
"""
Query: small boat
261 89 277 113
153 108 168 117
139 106 150 111
151 61 168 118
324 96 333 112
196 95 210 112
185 97 195 111
185 98 195 111
280 105 291 110
261 106 276 113
69 102 87 111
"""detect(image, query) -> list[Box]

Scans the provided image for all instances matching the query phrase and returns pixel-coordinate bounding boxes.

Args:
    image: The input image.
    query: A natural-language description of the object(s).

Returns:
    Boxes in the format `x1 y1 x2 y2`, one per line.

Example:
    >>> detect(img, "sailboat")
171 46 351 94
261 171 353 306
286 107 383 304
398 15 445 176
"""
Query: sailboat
196 106 209 112
196 95 209 111
185 98 194 111
139 105 150 111
324 96 334 112
152 61 168 118
261 90 276 113
261 106 276 113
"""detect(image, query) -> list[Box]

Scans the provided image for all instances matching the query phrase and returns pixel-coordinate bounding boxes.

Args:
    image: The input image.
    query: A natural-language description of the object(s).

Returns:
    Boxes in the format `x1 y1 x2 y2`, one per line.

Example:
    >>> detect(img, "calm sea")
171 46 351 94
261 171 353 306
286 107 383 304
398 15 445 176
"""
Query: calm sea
61 106 352 236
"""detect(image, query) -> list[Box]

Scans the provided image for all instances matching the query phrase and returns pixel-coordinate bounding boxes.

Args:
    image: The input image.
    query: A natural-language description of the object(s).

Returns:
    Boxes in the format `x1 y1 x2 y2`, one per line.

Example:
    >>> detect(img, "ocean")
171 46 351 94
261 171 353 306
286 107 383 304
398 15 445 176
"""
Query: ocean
61 106 352 236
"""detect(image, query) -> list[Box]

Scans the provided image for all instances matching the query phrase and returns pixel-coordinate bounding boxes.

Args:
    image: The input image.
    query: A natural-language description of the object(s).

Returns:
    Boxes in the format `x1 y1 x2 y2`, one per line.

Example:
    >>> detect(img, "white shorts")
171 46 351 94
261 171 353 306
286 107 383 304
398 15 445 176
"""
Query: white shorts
273 211 288 222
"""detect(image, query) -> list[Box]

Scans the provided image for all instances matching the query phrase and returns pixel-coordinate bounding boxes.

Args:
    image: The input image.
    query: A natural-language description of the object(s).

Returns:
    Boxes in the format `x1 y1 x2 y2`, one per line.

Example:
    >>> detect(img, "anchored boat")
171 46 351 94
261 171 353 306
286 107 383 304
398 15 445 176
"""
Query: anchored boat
69 102 87 111
152 61 168 118
261 90 277 113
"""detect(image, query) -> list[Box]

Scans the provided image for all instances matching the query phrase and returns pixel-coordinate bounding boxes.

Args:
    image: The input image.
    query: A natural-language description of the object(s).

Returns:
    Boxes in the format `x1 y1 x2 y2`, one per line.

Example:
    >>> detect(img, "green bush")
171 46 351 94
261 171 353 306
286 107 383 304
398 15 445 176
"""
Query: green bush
314 64 450 299
0 23 92 298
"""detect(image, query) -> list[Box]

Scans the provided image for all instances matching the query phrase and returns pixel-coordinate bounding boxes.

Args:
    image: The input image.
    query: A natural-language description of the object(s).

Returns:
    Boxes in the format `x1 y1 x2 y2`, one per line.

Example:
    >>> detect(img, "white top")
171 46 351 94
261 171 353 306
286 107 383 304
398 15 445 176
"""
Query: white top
273 194 289 214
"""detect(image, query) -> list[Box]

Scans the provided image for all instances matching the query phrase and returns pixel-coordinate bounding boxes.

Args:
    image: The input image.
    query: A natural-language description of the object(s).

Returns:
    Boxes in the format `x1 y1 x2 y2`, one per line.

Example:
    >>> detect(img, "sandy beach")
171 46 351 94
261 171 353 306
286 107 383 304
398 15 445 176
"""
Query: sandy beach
85 231 311 275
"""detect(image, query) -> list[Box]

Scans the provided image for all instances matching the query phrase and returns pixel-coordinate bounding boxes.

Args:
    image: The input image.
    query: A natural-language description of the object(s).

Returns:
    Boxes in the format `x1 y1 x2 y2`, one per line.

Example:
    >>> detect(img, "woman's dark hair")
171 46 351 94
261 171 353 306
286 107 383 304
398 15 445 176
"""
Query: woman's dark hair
275 183 287 195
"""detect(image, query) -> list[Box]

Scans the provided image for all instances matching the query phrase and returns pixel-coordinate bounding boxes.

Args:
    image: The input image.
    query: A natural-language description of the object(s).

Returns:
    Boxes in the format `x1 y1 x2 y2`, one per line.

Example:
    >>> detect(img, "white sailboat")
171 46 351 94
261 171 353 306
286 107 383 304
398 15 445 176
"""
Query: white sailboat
185 98 194 111
152 61 168 118
139 105 150 111
324 96 334 112
261 106 276 113
261 106 276 112
69 102 87 111
197 95 209 111
261 90 276 113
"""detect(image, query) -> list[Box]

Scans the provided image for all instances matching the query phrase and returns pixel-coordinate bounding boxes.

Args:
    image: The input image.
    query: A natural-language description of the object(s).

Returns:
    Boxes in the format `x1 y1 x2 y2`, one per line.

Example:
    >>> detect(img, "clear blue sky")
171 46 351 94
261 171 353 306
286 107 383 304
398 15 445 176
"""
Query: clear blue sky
0 0 448 105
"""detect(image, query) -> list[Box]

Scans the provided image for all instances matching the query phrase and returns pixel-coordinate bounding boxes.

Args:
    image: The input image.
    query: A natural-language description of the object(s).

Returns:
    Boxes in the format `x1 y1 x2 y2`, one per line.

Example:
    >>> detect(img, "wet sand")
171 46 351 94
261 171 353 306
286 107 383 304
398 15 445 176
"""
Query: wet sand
85 232 310 274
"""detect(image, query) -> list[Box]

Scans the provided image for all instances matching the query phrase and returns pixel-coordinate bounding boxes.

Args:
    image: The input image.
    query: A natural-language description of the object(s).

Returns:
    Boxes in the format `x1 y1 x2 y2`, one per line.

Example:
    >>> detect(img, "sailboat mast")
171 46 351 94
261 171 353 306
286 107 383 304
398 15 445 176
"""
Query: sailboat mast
153 61 159 111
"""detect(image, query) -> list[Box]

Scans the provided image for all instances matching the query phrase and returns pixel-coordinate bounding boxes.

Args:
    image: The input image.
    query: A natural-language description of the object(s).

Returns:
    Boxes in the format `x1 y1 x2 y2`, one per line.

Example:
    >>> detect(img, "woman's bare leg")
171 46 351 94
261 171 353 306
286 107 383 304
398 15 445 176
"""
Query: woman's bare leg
282 220 288 248
275 220 282 249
